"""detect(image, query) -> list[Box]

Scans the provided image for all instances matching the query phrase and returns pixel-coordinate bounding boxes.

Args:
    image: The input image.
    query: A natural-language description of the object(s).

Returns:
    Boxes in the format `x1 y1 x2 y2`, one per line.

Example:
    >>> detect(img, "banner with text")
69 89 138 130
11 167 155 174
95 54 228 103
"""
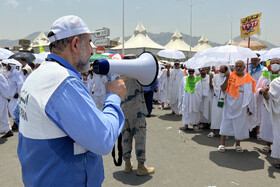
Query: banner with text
240 12 262 39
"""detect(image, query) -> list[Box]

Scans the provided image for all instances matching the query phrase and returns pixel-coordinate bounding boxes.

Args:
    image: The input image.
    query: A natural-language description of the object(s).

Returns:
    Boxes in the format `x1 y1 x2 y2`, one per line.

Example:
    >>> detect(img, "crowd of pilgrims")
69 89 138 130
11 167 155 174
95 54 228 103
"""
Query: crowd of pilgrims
1 55 280 168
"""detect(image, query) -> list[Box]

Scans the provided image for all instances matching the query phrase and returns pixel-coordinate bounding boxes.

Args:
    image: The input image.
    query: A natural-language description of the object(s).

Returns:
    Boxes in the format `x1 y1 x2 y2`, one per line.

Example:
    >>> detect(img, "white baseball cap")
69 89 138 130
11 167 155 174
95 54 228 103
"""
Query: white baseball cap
48 15 93 43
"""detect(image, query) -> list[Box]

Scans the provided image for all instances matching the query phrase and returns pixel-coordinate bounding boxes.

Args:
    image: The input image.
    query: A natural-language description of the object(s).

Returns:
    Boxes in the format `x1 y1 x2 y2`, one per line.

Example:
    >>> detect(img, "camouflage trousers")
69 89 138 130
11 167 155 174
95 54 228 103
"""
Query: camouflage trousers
121 116 146 164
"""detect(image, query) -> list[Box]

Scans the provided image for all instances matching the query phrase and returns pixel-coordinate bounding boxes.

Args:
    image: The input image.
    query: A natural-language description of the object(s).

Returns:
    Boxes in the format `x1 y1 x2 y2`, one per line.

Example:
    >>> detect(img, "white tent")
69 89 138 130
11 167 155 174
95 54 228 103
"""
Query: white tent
111 22 165 56
31 32 50 53
164 29 193 52
193 34 212 52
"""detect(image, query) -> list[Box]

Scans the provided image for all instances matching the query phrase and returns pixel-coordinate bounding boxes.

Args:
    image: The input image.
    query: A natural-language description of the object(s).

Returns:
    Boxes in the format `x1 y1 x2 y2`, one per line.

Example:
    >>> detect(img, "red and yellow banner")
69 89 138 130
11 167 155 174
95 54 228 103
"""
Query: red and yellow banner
240 12 262 39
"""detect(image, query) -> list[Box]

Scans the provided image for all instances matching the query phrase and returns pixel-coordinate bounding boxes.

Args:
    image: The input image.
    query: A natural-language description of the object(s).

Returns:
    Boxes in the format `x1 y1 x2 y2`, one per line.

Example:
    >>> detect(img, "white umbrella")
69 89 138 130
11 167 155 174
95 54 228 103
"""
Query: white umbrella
193 45 258 60
157 49 186 59
0 48 14 60
184 56 229 70
2 58 22 67
34 52 50 64
260 47 280 61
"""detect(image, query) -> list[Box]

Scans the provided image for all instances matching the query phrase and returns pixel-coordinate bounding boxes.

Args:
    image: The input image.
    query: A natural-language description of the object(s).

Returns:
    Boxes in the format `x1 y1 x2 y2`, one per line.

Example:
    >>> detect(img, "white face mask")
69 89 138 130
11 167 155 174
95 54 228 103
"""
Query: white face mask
219 73 225 77
271 64 280 72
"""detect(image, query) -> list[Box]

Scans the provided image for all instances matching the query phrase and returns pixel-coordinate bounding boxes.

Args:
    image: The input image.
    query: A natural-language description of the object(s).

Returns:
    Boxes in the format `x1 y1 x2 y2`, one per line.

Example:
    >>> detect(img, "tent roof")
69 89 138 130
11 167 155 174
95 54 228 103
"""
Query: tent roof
31 32 50 47
164 29 193 52
198 34 209 43
193 34 212 52
112 22 164 50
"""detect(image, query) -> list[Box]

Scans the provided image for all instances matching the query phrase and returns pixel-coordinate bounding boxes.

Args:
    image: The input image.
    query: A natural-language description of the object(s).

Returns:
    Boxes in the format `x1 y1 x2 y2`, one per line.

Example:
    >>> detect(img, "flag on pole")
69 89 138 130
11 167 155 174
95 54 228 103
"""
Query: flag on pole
240 12 262 39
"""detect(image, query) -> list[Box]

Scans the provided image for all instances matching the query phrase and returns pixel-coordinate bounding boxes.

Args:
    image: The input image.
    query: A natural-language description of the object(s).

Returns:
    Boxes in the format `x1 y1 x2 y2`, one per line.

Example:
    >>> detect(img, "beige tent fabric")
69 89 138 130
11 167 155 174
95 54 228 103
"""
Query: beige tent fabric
30 32 50 47
193 34 212 52
111 22 164 50
164 29 193 52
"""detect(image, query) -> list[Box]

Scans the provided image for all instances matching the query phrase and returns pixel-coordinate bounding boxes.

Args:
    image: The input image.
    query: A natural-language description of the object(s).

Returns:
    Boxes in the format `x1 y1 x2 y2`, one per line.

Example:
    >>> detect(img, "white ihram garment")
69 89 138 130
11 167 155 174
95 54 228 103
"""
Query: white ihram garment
92 74 107 111
210 74 226 130
255 75 273 142
169 69 185 114
0 74 11 133
249 67 268 85
264 77 280 159
178 76 202 126
220 80 256 140
159 69 169 104
7 68 23 119
199 75 210 123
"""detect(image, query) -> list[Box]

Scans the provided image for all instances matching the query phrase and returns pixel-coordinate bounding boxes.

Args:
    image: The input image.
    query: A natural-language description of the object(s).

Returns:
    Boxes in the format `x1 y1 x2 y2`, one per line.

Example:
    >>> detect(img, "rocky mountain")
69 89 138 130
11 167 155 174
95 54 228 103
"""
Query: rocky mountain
1 31 277 49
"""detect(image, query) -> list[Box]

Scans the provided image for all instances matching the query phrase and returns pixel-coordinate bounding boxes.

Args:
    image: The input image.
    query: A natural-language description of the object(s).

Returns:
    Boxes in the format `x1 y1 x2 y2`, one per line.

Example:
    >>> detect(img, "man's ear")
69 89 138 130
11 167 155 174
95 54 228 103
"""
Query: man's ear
70 37 80 53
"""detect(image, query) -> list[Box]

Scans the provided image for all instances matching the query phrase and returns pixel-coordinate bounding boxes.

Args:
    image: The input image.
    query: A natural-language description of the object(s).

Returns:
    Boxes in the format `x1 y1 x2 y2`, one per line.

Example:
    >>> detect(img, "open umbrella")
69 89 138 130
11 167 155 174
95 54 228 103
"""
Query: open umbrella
193 45 258 60
0 48 14 60
8 52 36 63
157 49 186 59
233 40 267 50
260 47 280 61
34 52 50 64
184 56 229 70
2 58 22 67
108 53 123 60
90 54 112 62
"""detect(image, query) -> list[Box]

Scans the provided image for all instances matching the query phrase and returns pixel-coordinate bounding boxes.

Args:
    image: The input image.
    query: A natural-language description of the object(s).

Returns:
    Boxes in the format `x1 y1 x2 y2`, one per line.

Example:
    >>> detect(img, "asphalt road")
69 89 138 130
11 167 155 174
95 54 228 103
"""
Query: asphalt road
1 103 280 187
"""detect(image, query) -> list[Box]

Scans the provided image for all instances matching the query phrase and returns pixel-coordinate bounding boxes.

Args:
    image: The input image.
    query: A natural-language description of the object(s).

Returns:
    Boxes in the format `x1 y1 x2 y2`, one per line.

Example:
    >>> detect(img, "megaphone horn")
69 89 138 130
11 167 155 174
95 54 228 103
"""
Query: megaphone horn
92 52 159 86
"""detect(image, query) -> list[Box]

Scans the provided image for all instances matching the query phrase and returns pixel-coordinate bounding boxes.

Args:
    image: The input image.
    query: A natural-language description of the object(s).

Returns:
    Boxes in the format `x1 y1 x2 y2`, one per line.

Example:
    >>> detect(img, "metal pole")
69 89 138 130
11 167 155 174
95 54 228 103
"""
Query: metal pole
122 0 125 56
189 0 192 58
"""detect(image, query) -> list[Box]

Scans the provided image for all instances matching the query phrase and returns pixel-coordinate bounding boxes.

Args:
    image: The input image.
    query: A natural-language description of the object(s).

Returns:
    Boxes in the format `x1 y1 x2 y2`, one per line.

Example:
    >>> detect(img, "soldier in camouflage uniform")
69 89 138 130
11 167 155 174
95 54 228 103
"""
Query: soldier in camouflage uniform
121 77 155 176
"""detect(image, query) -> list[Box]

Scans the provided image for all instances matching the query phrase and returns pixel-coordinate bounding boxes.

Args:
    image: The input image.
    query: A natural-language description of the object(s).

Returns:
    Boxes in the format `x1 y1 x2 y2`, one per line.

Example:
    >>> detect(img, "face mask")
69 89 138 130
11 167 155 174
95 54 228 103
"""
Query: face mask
271 64 280 72
219 73 225 77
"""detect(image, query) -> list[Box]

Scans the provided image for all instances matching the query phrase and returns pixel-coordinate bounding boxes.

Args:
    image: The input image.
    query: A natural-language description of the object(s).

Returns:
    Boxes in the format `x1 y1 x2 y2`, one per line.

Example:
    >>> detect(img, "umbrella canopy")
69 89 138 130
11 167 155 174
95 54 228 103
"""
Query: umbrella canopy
0 48 14 60
157 49 186 59
260 47 280 61
184 56 229 70
193 45 258 60
2 58 22 67
34 52 50 64
8 52 36 63
108 53 123 60
233 40 267 50
90 54 112 62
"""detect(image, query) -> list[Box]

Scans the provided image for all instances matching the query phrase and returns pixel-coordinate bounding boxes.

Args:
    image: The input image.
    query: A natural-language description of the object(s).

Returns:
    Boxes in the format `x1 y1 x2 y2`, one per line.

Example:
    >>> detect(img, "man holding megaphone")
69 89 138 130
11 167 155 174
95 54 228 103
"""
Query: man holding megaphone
17 15 127 186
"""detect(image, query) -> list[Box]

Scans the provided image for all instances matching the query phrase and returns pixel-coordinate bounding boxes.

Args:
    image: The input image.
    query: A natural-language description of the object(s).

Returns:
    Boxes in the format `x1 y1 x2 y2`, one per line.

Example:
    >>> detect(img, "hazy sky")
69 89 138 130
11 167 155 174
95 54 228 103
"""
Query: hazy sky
0 0 279 46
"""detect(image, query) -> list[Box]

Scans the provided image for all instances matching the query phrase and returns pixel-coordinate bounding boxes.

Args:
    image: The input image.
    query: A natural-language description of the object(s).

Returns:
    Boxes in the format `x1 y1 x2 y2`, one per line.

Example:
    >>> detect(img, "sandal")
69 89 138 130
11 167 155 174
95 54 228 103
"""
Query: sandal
218 145 226 153
207 132 215 138
193 125 201 132
261 145 271 153
179 125 189 131
235 146 243 153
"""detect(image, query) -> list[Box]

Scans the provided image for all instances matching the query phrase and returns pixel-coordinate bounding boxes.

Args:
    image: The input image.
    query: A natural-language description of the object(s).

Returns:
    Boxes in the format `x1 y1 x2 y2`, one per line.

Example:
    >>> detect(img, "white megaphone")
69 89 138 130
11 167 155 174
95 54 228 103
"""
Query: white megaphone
92 52 159 86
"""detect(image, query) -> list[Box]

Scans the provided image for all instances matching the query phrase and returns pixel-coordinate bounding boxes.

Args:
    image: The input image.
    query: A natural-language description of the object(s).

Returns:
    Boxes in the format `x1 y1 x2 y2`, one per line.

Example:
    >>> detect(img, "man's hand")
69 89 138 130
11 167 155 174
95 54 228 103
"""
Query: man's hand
154 87 158 93
225 70 230 77
14 93 19 99
262 86 270 100
106 78 127 101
